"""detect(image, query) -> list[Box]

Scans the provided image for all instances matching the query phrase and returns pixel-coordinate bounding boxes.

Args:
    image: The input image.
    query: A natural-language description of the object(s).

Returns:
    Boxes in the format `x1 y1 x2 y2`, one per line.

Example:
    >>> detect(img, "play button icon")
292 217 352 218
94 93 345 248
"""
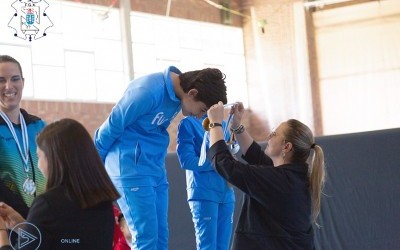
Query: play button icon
9 222 41 250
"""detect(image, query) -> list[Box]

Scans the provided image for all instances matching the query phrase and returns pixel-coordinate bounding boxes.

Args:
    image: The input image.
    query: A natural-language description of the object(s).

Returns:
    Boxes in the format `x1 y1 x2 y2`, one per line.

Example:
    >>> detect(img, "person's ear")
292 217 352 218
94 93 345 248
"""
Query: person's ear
187 89 198 97
283 142 293 152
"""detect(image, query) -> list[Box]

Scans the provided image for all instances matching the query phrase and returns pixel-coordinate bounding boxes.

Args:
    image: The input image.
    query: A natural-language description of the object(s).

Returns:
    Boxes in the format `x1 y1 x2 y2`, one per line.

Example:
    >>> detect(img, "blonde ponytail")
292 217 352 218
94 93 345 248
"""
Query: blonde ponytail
284 119 326 225
309 144 326 224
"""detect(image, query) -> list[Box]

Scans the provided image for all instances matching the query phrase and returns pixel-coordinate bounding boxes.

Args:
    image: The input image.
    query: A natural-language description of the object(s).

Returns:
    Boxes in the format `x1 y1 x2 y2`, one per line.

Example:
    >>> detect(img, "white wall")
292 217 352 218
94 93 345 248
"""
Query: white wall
314 0 400 134
0 0 248 106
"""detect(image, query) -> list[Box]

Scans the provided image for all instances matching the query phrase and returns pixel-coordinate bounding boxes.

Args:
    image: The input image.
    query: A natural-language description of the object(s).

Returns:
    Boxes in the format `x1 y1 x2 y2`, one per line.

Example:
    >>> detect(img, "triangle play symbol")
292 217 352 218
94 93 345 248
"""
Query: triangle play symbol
18 228 38 248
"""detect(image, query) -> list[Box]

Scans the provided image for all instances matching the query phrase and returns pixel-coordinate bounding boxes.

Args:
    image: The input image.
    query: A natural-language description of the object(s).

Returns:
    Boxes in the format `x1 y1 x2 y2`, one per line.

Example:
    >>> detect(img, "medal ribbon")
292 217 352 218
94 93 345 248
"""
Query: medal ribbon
0 111 30 173
198 113 233 166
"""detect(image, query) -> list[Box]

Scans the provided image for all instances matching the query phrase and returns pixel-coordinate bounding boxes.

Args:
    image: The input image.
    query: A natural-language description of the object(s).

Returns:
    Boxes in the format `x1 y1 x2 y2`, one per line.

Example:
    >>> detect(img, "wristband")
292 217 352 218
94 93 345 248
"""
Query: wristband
230 124 245 134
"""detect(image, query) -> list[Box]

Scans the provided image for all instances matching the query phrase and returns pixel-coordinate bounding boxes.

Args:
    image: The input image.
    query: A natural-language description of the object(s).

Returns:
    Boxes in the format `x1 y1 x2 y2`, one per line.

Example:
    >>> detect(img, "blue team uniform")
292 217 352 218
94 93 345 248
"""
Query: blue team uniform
94 66 182 250
177 116 235 250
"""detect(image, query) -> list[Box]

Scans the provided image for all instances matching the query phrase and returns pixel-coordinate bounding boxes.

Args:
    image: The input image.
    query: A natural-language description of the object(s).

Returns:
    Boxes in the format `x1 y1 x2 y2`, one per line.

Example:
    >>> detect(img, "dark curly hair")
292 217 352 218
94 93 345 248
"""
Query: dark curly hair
179 68 227 108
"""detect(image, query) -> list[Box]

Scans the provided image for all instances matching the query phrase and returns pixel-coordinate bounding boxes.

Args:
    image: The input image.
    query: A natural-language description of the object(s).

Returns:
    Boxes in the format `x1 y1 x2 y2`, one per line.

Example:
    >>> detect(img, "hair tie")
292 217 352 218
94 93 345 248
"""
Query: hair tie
311 143 316 149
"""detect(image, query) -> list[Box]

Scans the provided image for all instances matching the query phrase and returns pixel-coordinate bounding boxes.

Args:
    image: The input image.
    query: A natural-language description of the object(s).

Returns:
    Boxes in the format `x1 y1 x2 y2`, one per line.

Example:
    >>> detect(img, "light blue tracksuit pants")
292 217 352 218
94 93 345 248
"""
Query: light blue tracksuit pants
116 184 169 250
189 200 234 250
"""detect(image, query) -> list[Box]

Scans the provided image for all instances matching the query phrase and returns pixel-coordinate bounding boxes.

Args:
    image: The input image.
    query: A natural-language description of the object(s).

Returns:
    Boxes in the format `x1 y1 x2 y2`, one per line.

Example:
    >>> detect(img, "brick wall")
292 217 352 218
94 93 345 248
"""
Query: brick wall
21 100 113 140
21 100 269 152
238 0 322 133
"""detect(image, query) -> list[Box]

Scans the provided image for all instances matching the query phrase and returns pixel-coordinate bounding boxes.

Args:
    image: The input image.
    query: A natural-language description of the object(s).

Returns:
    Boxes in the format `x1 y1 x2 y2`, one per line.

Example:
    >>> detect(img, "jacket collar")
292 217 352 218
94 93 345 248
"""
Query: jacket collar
0 108 41 125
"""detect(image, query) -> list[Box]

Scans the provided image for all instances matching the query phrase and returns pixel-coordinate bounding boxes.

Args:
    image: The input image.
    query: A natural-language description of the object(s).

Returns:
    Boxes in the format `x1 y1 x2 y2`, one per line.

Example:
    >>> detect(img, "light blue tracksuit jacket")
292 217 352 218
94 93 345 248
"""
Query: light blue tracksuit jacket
94 66 182 250
95 66 181 186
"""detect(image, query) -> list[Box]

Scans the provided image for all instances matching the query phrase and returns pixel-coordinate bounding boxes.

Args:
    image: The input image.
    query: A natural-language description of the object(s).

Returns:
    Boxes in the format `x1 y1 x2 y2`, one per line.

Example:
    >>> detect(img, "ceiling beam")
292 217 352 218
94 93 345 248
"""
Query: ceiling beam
306 0 381 12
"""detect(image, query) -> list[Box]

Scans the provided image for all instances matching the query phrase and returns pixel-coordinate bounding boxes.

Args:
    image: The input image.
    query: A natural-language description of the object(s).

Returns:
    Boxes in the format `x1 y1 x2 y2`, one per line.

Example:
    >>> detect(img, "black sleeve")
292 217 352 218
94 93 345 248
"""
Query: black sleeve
207 140 285 202
0 180 29 218
24 196 54 250
242 141 273 166
2 196 52 250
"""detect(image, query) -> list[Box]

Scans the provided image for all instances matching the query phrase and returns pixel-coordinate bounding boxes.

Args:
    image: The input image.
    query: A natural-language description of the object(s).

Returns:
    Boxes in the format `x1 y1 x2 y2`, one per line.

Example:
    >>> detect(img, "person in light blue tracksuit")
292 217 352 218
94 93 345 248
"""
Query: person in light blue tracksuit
94 66 227 250
177 116 235 250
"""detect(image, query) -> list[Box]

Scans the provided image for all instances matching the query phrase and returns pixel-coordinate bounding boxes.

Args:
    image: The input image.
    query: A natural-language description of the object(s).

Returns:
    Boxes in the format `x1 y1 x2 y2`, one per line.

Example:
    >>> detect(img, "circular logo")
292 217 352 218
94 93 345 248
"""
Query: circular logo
8 222 42 250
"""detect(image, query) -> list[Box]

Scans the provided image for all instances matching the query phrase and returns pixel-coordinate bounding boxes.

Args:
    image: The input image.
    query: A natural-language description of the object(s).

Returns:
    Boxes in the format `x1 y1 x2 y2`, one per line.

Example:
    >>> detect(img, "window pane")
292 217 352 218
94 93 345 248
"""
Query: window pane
65 51 96 101
33 65 66 100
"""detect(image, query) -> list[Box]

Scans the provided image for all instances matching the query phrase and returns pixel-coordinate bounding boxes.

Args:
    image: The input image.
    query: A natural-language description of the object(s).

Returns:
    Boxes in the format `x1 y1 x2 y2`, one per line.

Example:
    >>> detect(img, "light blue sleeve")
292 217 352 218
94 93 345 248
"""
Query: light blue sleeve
94 86 154 161
176 119 214 172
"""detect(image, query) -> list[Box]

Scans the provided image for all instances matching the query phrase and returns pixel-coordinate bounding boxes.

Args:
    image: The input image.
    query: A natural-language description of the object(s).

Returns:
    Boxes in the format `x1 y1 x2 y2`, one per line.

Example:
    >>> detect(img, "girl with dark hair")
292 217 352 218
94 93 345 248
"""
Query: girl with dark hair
0 118 120 250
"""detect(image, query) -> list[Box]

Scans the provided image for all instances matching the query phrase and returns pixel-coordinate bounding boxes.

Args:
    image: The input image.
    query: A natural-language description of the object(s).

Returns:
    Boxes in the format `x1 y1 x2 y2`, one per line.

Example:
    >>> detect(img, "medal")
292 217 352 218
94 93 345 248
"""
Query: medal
0 111 36 196
229 142 240 155
198 104 241 166
227 132 240 155
23 175 37 195
225 112 240 155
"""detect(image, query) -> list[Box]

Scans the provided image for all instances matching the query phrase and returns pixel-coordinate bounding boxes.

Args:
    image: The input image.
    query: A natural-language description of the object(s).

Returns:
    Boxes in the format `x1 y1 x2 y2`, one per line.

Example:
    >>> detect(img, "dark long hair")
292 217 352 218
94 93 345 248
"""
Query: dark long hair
36 118 120 209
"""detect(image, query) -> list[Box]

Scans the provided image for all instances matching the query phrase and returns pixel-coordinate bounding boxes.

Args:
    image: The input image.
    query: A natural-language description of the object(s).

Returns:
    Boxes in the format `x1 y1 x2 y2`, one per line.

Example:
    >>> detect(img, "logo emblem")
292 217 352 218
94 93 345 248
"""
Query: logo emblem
9 222 42 250
8 0 53 42
151 112 169 126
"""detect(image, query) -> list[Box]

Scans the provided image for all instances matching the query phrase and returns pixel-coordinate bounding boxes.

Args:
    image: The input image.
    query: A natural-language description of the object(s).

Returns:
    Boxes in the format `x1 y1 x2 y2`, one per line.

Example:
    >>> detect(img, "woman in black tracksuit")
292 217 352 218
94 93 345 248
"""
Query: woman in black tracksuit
206 102 326 250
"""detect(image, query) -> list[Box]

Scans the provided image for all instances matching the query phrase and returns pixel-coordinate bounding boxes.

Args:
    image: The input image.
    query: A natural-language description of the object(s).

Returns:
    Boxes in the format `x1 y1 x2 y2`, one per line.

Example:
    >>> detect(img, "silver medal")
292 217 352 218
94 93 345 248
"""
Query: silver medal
227 129 240 155
0 112 36 196
23 177 37 195
229 142 240 155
